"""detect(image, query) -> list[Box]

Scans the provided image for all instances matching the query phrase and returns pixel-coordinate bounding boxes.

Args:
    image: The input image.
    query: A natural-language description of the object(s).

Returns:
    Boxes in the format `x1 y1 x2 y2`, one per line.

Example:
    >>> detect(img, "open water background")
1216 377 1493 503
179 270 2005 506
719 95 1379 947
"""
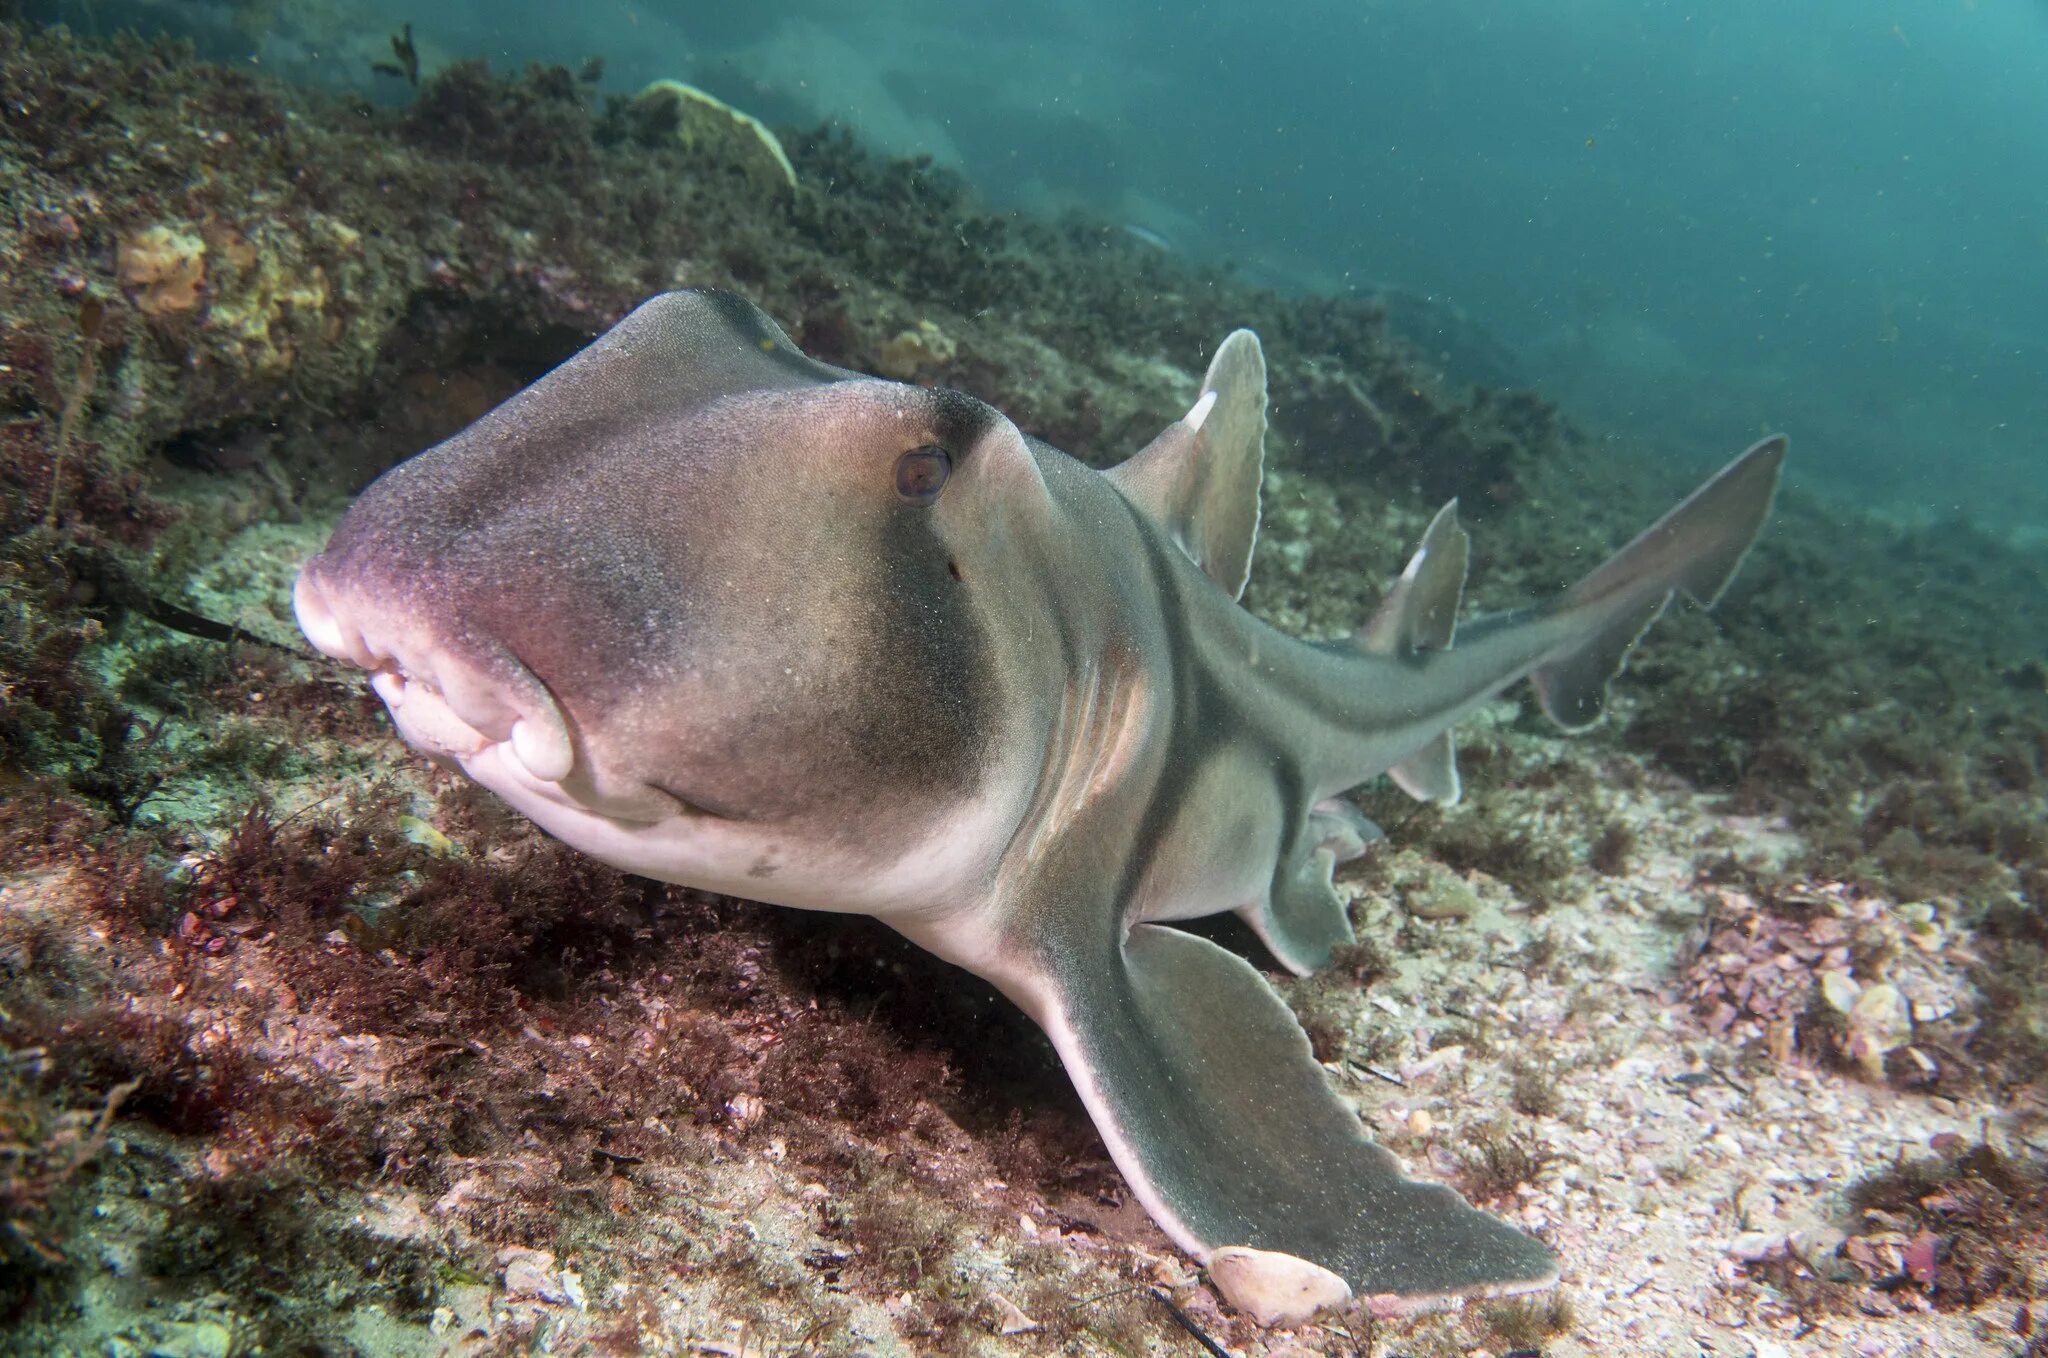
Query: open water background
32 0 2048 538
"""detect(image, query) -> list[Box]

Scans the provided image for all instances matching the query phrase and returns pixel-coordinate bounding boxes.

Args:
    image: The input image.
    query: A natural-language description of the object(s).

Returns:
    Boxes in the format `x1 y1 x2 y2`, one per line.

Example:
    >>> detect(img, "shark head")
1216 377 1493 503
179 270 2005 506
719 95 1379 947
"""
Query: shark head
295 290 1048 916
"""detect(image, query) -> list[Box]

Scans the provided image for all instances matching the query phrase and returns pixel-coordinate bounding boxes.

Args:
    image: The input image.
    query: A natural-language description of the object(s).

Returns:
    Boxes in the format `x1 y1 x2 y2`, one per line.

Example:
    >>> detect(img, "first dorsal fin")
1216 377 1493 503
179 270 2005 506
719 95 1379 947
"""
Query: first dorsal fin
1107 330 1267 600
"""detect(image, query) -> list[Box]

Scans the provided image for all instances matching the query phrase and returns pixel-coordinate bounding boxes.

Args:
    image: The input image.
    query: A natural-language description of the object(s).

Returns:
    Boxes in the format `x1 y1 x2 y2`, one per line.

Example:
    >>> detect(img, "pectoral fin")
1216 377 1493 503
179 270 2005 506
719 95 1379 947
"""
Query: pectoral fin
1020 918 1558 1312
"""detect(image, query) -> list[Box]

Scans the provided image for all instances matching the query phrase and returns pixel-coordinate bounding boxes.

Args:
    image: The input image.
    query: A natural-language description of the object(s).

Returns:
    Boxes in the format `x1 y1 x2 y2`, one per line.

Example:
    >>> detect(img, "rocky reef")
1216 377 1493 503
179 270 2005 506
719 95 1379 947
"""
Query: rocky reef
1 19 2044 1357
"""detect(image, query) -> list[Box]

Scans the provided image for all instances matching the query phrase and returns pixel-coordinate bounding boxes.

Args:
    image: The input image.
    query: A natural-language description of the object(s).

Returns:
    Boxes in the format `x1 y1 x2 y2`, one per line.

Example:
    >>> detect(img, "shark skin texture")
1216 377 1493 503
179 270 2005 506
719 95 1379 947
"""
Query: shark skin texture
293 289 1785 1322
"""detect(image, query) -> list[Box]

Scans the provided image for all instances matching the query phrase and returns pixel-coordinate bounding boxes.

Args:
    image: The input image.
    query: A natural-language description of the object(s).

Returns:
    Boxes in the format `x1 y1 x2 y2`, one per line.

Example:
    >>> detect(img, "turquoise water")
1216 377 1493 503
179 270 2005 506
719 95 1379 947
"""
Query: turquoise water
28 0 2048 537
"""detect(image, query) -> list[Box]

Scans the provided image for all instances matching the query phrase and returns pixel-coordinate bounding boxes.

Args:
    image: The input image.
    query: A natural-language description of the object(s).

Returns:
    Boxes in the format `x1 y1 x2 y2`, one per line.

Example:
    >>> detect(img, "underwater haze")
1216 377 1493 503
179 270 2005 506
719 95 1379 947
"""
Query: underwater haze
34 0 2048 538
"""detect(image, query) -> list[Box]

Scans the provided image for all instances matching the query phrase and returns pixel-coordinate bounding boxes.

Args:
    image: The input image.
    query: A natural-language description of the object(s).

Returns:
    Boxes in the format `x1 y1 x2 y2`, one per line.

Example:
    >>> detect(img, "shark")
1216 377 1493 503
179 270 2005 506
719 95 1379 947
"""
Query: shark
293 289 1784 1324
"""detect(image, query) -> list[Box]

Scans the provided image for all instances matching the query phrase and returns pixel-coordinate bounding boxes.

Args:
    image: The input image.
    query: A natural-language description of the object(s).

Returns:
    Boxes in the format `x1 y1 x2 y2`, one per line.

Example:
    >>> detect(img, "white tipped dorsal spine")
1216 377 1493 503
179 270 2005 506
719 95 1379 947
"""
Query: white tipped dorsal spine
1101 328 1266 600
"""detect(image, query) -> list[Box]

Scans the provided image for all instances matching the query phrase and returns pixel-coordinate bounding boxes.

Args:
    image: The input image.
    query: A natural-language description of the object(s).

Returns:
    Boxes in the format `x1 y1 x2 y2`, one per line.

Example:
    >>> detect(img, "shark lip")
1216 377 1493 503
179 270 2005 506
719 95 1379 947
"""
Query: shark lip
293 568 575 788
293 567 717 826
648 779 741 822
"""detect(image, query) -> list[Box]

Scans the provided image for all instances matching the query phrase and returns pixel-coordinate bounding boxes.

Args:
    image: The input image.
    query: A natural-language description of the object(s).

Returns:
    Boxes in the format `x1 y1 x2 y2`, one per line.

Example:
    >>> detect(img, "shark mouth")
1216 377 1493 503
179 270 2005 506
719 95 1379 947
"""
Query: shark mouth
292 569 684 826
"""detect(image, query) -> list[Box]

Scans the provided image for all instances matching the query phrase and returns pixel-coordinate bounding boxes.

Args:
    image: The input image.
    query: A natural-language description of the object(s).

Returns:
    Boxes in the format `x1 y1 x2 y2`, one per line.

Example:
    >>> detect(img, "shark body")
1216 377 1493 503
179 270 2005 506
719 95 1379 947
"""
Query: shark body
295 290 1784 1320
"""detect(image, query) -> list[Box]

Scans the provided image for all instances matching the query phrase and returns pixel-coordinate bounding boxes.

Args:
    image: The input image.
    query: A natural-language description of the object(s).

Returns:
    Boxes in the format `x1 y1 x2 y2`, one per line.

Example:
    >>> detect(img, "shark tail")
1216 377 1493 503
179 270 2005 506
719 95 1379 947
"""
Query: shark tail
1532 434 1787 731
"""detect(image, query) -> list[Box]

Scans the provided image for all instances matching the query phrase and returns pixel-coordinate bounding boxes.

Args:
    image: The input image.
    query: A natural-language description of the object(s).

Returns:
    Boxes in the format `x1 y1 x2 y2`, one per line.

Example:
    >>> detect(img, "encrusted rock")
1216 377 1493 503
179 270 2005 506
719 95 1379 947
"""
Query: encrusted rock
630 79 796 192
117 224 207 315
873 319 959 380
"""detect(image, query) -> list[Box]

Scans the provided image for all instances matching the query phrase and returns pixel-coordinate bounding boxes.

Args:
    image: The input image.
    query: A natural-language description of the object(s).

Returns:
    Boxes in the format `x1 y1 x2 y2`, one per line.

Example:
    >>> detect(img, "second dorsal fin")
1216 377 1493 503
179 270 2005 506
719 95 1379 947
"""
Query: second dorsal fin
1359 500 1467 656
1361 502 1469 805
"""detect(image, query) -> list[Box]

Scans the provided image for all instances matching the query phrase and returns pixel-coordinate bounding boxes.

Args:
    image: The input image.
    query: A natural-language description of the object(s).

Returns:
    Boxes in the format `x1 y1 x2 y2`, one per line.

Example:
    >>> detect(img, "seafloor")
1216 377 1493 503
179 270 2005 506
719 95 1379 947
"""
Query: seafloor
1 21 2045 1358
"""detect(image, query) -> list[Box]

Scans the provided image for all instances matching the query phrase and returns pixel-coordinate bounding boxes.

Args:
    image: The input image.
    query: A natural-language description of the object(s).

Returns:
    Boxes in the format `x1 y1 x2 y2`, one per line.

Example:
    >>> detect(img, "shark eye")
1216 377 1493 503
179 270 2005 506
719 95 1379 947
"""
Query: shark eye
895 445 952 505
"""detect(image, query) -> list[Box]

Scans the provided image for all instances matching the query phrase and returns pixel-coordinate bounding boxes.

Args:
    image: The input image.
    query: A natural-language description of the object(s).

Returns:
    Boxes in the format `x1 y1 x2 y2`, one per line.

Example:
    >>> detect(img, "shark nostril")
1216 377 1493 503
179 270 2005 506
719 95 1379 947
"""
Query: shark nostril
292 569 577 783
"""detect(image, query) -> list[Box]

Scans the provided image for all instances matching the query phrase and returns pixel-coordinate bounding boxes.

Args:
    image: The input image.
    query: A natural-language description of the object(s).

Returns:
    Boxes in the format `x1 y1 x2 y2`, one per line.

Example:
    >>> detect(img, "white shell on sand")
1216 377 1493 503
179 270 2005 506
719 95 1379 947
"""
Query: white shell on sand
1207 1245 1354 1326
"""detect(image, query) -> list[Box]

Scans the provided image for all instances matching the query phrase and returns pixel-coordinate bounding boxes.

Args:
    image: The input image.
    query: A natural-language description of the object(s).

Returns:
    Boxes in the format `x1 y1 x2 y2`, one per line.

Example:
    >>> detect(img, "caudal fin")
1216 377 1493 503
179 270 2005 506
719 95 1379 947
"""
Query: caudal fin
1531 435 1786 730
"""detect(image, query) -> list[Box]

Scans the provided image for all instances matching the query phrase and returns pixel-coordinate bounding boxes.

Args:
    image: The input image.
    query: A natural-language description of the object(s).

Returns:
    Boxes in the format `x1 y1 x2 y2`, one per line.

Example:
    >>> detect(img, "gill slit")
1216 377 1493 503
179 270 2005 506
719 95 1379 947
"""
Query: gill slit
995 645 1149 898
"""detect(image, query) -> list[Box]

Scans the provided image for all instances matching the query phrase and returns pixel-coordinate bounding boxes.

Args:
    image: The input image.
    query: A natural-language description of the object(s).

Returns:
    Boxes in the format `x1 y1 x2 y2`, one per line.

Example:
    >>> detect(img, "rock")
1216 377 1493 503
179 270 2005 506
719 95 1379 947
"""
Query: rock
398 815 462 857
630 80 796 193
1728 1230 1791 1263
1403 869 1482 921
1400 1044 1466 1084
1845 982 1911 1081
1791 1224 1847 1268
498 1246 572 1303
987 1291 1040 1335
143 1319 234 1358
1819 970 1861 1014
1735 1181 1777 1229
1208 1245 1353 1326
357 1191 434 1242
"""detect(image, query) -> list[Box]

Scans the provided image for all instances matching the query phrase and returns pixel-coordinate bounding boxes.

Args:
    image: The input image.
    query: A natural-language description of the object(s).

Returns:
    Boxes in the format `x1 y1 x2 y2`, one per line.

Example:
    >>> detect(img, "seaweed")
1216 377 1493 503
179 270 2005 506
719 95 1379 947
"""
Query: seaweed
1587 819 1638 876
404 58 597 171
1975 897 2048 1083
1408 801 1576 908
1475 1292 1577 1349
370 22 420 88
1454 1122 1558 1204
1507 1057 1564 1119
1845 1141 2047 1309
0 1058 134 1284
